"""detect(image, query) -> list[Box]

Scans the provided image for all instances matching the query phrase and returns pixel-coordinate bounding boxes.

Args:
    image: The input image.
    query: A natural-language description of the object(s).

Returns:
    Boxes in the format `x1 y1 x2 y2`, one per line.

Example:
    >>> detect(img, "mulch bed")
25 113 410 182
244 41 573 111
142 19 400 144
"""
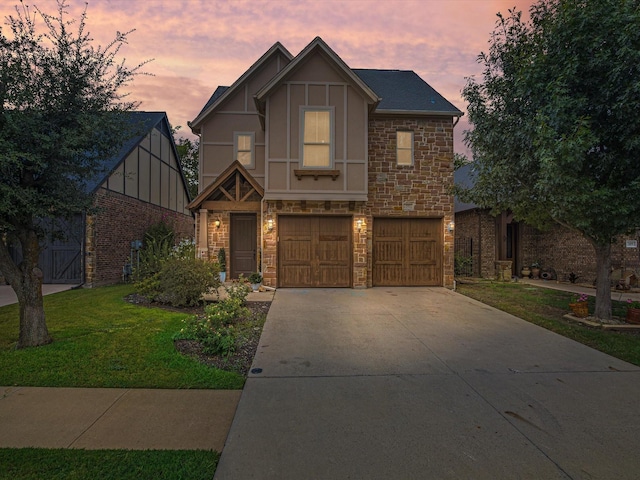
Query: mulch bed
125 294 271 376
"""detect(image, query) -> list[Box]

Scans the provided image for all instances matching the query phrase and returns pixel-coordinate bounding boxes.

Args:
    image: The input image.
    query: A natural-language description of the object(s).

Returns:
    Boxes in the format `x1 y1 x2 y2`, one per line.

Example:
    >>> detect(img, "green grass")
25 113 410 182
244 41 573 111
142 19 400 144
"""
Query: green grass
0 285 244 389
0 448 218 480
457 280 640 366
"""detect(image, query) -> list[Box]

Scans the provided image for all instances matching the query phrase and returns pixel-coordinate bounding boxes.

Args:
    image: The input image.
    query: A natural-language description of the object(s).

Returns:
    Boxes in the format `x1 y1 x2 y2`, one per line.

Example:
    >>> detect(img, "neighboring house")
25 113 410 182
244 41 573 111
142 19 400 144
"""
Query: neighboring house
7 112 193 287
188 37 462 288
454 163 640 283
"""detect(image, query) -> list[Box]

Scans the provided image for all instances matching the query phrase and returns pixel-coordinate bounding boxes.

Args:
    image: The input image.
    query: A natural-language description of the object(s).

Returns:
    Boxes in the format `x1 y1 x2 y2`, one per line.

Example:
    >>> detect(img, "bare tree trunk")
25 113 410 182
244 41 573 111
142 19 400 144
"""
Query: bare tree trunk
0 229 51 348
592 241 612 320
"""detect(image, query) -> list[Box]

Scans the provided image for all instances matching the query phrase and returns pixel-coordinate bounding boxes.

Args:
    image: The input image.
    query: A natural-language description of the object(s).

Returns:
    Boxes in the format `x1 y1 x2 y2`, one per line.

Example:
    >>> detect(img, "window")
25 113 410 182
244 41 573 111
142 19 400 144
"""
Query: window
397 131 414 166
234 132 254 168
302 108 332 168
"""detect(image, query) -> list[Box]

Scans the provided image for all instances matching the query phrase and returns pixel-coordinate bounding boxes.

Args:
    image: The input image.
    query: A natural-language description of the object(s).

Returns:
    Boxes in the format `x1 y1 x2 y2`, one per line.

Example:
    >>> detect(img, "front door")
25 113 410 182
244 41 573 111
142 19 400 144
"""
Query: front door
231 214 257 279
498 212 520 276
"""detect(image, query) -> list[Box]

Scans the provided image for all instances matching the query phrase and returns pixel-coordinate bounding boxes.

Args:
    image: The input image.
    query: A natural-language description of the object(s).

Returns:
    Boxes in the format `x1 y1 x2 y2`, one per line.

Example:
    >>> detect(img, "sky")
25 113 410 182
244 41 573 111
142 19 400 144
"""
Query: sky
2 0 536 154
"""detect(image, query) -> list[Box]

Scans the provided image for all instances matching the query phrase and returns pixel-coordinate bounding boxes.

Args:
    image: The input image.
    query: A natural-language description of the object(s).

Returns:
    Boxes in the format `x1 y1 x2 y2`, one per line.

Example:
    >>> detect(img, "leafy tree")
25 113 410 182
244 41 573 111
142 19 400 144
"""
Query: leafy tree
172 126 199 199
0 0 148 347
461 0 640 320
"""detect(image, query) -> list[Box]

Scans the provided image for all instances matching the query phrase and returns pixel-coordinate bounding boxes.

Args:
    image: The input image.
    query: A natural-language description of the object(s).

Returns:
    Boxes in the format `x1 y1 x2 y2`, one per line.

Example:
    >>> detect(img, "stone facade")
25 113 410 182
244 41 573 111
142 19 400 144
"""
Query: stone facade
85 189 193 287
367 116 455 287
261 200 367 288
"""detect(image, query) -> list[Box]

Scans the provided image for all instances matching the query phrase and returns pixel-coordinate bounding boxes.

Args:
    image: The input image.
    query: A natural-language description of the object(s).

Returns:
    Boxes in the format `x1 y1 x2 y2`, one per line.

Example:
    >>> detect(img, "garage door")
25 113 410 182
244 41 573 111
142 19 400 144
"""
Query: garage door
278 216 351 287
373 218 442 286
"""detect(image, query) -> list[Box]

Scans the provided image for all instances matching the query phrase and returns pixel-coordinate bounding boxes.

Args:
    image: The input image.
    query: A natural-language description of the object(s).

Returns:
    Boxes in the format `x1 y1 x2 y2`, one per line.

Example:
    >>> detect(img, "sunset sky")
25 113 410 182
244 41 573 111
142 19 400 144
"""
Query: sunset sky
3 0 536 153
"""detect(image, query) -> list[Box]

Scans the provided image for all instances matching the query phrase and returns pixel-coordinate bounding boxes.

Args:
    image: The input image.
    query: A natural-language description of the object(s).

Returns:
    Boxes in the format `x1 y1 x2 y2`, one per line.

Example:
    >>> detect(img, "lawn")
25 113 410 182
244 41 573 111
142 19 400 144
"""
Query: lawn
0 448 218 480
456 280 640 366
0 285 244 389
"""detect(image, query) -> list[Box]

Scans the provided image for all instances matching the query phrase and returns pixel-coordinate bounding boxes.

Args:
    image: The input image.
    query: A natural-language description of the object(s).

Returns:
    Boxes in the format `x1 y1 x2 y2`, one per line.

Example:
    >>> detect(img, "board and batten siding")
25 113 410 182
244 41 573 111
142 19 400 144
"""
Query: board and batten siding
198 52 290 192
264 53 369 201
104 126 190 216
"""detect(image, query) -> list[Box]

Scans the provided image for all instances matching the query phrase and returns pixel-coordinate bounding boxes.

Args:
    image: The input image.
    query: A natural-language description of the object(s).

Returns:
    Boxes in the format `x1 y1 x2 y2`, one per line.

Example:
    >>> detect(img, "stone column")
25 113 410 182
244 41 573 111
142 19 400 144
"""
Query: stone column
198 209 209 259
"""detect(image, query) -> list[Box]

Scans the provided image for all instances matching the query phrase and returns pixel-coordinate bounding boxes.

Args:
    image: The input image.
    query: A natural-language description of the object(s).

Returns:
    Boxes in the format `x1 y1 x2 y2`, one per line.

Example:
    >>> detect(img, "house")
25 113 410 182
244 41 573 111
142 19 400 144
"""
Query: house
454 163 640 284
188 37 462 288
7 112 194 287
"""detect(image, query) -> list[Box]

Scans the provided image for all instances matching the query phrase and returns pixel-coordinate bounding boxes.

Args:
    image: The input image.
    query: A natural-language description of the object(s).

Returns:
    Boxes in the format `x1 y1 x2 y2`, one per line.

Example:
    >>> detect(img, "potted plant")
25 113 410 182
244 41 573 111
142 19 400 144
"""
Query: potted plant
569 293 589 318
530 262 542 279
626 299 640 324
248 272 262 292
218 248 226 283
521 266 531 278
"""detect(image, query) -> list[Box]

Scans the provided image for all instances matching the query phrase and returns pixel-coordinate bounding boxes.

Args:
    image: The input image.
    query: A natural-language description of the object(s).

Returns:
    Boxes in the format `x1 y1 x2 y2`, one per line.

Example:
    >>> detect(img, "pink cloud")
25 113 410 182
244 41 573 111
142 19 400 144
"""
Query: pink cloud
8 0 535 147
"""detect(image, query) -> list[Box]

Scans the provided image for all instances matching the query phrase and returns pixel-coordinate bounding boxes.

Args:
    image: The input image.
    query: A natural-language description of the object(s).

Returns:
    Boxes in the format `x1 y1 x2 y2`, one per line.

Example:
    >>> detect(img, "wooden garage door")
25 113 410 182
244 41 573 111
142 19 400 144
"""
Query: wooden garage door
278 216 351 287
373 218 442 286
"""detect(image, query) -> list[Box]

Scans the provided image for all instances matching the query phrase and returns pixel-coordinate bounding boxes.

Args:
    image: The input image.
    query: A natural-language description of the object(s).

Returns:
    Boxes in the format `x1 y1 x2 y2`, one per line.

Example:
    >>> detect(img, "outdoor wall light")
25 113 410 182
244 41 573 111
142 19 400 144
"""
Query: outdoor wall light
356 218 365 232
266 218 274 232
448 221 455 233
214 218 221 229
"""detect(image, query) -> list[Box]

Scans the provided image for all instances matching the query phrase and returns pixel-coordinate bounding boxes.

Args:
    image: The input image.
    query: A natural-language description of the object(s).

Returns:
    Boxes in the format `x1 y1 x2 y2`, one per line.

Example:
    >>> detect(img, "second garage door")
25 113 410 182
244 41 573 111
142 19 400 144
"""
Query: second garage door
373 218 442 286
278 216 351 287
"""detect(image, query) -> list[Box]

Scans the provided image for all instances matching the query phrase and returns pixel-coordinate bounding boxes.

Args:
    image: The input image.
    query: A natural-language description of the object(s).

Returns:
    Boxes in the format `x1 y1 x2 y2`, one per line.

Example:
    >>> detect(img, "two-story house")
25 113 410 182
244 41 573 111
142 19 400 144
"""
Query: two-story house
188 37 462 288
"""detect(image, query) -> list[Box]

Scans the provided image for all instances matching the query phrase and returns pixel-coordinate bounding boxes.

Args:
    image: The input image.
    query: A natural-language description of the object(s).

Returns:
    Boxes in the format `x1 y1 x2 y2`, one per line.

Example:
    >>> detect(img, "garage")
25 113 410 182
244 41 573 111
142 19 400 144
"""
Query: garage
278 215 351 287
373 218 442 286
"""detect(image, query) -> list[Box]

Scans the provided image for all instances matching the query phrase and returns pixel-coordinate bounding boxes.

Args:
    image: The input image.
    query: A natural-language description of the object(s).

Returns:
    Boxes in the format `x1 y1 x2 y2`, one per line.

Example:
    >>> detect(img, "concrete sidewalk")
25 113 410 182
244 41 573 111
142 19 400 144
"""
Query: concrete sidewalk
520 277 640 302
0 284 78 307
215 287 640 479
0 386 241 451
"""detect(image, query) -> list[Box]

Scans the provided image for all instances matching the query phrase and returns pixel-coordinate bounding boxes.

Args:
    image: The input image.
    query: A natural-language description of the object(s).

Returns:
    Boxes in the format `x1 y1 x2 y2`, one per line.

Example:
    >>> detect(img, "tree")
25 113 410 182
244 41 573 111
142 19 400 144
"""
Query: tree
0 0 148 347
461 0 640 320
172 126 199 199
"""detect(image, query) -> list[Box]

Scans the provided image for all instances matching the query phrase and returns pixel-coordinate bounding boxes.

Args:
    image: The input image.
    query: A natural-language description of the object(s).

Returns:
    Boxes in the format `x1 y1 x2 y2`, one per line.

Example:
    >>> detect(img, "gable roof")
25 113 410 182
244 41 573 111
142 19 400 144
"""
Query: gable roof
84 111 169 194
254 37 380 114
188 160 264 211
189 42 293 133
354 69 463 117
83 111 192 203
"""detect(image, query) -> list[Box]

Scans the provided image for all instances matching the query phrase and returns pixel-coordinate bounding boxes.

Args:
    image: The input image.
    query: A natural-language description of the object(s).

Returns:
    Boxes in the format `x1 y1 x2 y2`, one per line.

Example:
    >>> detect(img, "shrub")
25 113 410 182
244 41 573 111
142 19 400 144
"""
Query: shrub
175 297 251 357
154 257 220 307
225 276 251 305
454 253 473 276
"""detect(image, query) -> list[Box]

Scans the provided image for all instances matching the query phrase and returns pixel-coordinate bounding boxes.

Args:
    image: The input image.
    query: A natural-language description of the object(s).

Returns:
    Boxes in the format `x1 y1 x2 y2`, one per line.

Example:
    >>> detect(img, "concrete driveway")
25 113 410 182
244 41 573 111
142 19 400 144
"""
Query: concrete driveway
215 287 640 479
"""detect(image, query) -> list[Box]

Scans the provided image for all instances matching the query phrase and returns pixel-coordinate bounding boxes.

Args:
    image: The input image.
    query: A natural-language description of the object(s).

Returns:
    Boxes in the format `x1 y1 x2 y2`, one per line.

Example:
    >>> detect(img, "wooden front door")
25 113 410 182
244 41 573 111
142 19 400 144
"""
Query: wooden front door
278 216 351 287
230 214 257 279
373 218 442 286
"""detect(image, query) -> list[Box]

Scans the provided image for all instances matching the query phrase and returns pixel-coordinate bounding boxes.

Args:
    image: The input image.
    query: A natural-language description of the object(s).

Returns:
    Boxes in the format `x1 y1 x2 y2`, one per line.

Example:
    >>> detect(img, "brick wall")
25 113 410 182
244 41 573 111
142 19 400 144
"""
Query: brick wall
454 207 640 283
86 189 194 287
367 116 455 287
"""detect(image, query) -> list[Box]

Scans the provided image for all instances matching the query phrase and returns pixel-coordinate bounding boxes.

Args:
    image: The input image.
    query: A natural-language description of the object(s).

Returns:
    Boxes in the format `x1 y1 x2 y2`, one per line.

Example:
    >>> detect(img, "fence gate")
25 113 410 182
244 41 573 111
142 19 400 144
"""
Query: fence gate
454 236 474 277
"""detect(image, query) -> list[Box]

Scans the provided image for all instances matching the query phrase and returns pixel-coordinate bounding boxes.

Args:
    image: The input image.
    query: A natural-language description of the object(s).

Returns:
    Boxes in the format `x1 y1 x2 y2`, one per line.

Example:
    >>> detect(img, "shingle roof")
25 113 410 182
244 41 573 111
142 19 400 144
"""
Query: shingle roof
83 111 168 193
195 86 229 119
353 69 462 115
454 162 478 213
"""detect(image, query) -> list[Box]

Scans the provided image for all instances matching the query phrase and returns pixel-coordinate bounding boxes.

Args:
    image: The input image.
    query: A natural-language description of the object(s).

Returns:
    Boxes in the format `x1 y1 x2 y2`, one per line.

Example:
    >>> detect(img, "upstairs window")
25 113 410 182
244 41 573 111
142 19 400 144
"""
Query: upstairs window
234 132 254 168
397 131 414 166
302 108 332 168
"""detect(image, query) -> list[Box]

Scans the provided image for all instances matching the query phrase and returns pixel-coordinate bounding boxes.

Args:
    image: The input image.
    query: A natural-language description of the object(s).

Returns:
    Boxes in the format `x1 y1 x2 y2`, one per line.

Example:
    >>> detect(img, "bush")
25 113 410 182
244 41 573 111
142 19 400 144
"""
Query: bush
153 257 220 307
454 253 473 276
175 297 251 357
225 276 251 305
